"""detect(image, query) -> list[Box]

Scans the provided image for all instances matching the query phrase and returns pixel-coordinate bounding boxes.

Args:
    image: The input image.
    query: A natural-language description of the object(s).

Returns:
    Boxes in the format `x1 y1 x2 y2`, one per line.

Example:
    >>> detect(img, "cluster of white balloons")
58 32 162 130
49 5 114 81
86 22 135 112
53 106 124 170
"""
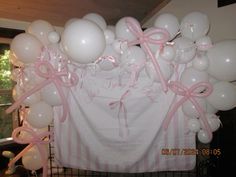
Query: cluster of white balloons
9 11 236 170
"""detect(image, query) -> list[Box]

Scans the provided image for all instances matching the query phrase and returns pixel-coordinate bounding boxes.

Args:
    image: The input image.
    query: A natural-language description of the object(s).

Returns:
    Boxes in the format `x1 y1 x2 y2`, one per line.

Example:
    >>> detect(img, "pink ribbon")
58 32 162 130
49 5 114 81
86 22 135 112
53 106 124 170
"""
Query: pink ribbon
95 55 119 67
6 60 79 122
109 90 130 137
163 81 213 139
125 17 170 92
9 126 52 177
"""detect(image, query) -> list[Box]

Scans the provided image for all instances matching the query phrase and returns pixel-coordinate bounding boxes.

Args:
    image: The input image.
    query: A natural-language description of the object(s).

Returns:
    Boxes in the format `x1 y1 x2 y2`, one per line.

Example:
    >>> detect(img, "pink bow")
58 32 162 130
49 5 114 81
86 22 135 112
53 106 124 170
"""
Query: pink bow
163 81 213 139
6 60 79 122
125 17 170 92
109 90 130 137
9 126 52 177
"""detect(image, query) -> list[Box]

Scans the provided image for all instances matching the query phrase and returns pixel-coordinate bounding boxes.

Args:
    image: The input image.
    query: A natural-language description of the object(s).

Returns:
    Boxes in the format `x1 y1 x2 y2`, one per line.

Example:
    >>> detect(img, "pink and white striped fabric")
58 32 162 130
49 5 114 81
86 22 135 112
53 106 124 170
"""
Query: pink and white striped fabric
53 66 196 172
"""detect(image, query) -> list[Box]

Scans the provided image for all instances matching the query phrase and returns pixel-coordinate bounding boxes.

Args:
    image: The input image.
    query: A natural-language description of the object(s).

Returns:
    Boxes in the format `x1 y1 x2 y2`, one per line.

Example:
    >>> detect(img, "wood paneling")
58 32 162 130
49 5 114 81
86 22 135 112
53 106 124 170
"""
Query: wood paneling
0 0 169 26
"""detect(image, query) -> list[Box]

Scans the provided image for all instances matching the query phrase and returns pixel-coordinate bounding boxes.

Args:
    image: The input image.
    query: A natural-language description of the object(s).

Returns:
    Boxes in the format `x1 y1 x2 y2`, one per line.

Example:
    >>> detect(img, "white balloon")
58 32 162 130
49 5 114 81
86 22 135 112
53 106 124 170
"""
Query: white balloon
207 81 236 111
196 36 212 51
154 13 179 40
206 101 218 114
182 98 206 118
48 31 60 43
27 101 53 128
180 12 209 41
62 19 106 64
27 20 54 46
207 40 236 81
112 39 128 54
10 33 43 64
188 118 201 132
180 67 209 91
104 29 115 44
207 117 221 132
197 129 212 143
41 83 62 106
145 59 174 82
115 17 139 42
107 25 116 34
160 45 176 61
120 46 146 73
174 37 196 64
65 18 79 28
83 13 107 30
192 55 209 71
98 45 120 71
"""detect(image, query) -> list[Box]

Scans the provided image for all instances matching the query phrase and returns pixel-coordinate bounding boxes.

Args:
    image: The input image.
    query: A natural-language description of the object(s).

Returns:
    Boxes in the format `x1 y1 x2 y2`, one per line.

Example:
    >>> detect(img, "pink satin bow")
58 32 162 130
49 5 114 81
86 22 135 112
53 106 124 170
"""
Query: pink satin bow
163 81 213 139
9 126 52 177
6 60 79 122
109 90 130 137
125 17 170 92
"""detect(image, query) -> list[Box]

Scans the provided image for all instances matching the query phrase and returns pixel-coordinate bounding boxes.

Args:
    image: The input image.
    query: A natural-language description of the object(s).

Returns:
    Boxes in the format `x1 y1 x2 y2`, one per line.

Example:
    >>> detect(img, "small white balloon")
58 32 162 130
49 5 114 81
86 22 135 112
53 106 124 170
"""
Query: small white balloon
107 25 116 34
48 31 60 43
182 98 206 118
154 13 180 40
41 83 62 106
104 29 115 44
207 117 221 132
112 39 128 54
160 45 176 61
206 101 218 114
188 118 201 132
197 129 212 143
196 36 212 51
192 55 209 71
83 13 107 30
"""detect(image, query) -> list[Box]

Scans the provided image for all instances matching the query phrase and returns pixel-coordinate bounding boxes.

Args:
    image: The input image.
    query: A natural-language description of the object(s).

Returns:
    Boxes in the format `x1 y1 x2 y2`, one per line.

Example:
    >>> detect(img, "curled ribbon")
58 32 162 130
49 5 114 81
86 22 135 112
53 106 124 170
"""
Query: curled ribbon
163 81 213 139
125 17 170 92
6 60 79 122
9 126 52 177
109 90 130 137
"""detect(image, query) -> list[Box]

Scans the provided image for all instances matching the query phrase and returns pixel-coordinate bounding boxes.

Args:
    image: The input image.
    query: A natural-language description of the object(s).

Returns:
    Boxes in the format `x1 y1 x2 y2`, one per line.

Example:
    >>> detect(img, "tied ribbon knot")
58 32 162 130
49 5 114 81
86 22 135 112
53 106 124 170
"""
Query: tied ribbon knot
6 60 79 122
109 90 130 137
163 81 213 139
9 127 52 177
125 17 170 92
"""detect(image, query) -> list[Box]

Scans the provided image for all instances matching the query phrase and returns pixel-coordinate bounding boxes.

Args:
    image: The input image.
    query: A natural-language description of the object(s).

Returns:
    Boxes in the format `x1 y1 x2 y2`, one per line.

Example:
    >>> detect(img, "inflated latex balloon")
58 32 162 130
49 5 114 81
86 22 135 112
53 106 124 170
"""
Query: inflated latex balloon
65 18 79 28
160 45 176 61
104 29 115 44
192 55 209 71
207 81 236 111
83 13 107 30
62 19 106 64
182 98 206 118
174 37 196 64
97 45 120 71
107 25 116 34
206 101 218 114
180 67 209 91
27 20 54 46
41 83 62 106
27 101 53 128
206 115 221 132
120 46 146 73
207 40 236 81
10 33 43 64
115 17 139 42
180 12 209 41
154 13 179 40
197 129 212 143
188 118 201 132
48 31 60 43
196 36 212 51
112 39 128 54
145 59 173 82
22 146 44 171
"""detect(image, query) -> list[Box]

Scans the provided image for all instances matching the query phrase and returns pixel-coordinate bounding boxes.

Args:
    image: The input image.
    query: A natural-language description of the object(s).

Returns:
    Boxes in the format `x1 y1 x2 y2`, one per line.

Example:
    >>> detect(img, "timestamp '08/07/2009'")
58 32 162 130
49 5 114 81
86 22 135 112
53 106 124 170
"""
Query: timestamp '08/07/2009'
161 148 221 156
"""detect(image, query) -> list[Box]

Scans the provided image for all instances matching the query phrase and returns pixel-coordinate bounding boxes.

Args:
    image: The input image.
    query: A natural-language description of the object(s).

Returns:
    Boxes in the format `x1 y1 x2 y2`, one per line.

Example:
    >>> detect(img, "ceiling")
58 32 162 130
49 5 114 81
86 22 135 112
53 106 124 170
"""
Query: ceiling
0 0 170 27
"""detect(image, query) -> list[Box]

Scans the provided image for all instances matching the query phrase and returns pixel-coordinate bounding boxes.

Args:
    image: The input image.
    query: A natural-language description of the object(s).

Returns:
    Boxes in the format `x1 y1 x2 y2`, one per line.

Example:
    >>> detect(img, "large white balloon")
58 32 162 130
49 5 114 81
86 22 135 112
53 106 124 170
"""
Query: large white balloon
180 12 209 41
83 13 107 30
115 17 139 42
154 13 179 40
207 40 236 81
62 19 106 64
41 83 62 106
27 20 54 46
10 33 43 64
27 101 53 128
207 81 236 111
174 37 196 64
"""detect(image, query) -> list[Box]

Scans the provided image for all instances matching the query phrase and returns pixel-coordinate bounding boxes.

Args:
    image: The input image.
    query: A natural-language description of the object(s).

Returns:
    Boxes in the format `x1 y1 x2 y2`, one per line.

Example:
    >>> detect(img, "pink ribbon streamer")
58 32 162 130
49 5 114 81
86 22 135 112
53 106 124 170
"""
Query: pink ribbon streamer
125 17 170 92
9 126 52 177
109 90 130 137
6 60 79 122
163 81 213 139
